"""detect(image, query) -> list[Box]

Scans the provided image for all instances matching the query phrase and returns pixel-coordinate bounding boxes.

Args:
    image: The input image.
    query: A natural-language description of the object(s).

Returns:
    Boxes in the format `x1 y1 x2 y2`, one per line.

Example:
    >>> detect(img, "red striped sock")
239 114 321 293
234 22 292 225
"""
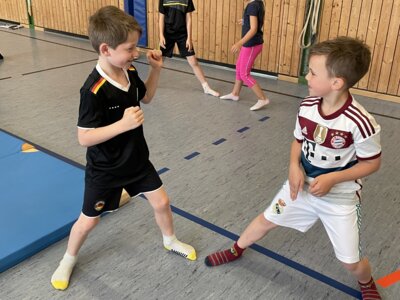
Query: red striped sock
358 277 381 300
204 242 245 267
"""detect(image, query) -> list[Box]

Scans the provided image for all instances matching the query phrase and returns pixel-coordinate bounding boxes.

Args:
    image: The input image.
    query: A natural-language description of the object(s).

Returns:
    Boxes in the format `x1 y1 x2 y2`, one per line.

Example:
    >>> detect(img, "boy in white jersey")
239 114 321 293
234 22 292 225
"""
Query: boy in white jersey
205 37 382 299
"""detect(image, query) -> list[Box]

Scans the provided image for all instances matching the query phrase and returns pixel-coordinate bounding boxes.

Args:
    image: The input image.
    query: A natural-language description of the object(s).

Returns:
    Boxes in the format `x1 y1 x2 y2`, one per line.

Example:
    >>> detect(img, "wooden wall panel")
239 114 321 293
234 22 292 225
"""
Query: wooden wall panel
0 0 29 25
318 0 400 97
31 0 121 36
3 0 398 100
147 0 306 76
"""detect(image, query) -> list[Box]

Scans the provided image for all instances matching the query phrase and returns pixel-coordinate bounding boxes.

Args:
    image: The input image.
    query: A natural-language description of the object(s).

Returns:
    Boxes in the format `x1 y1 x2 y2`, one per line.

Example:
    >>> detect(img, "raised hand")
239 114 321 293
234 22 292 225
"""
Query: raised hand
120 106 144 131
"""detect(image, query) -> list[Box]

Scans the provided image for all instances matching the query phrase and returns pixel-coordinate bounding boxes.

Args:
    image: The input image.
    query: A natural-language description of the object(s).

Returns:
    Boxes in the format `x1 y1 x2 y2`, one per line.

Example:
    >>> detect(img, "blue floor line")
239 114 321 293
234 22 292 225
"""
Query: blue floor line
237 126 250 133
184 151 200 160
259 116 270 122
170 205 362 299
212 138 226 145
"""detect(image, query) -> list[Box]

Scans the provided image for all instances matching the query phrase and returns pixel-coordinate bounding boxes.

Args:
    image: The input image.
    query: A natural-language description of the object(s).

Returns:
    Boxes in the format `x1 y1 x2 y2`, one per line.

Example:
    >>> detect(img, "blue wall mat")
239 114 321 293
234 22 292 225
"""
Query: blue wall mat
0 130 84 273
125 0 148 46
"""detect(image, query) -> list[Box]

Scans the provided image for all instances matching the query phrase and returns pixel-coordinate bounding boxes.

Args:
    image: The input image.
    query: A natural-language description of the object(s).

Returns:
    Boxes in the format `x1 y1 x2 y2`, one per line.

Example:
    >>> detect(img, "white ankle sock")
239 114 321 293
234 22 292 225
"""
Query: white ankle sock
163 234 197 260
202 82 220 97
51 252 78 290
220 93 239 101
250 99 270 111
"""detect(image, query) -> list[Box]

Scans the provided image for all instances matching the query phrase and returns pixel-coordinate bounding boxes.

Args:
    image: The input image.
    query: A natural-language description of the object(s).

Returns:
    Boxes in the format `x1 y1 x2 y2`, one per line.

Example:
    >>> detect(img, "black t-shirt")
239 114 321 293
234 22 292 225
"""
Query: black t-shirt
242 0 265 47
159 0 195 36
78 65 151 188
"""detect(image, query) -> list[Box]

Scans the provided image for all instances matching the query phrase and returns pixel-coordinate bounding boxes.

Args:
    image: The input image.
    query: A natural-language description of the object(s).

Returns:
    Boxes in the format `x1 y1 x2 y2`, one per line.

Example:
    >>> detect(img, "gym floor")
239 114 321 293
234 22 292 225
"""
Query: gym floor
0 28 399 300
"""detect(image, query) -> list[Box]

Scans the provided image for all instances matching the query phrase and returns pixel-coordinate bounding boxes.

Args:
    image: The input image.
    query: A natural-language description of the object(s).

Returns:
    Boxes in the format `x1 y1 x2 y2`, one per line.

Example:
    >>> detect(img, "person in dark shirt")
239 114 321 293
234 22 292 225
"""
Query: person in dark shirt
159 0 220 97
220 0 270 111
51 6 196 291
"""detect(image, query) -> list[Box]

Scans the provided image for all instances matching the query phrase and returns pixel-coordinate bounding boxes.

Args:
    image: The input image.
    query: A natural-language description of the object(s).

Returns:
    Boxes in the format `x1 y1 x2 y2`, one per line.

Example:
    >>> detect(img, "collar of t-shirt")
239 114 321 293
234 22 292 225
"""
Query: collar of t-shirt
96 64 131 92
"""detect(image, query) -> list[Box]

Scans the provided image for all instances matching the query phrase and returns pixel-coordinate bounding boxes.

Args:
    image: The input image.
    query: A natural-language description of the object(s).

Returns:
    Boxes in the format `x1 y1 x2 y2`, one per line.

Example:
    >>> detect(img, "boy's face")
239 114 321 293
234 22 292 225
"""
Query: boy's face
305 55 336 97
106 31 140 70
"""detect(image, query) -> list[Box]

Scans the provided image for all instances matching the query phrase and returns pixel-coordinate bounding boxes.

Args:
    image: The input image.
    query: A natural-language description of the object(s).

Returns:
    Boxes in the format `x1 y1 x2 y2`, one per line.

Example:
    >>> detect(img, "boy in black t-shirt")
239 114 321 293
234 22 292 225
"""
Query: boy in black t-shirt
159 0 220 97
51 6 196 291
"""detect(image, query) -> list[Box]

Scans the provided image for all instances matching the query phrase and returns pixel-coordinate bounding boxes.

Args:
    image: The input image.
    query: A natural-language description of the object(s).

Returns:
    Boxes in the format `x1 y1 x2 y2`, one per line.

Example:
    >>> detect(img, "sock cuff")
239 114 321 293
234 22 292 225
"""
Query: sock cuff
359 277 374 286
233 242 245 254
63 252 77 263
163 234 177 245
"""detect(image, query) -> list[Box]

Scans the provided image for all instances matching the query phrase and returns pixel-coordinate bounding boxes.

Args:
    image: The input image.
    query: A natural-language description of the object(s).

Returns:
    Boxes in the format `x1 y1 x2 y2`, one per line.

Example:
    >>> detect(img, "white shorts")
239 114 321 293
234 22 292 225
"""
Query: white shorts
264 181 362 264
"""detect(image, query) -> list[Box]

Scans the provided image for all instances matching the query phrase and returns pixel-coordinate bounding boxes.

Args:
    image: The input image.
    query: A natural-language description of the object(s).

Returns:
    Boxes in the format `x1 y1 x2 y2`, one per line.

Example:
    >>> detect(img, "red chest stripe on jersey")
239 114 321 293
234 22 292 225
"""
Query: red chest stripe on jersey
91 77 106 94
298 116 353 149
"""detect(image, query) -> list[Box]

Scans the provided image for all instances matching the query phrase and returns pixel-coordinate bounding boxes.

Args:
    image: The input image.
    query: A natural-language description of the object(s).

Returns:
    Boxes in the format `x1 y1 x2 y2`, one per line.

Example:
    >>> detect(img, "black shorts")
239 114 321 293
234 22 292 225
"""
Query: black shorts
82 167 163 217
161 33 195 58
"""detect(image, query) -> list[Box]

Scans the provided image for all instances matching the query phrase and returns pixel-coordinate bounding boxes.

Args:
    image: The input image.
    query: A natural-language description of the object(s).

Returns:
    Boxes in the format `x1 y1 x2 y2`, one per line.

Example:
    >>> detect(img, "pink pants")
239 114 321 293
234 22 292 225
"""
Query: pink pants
235 44 263 88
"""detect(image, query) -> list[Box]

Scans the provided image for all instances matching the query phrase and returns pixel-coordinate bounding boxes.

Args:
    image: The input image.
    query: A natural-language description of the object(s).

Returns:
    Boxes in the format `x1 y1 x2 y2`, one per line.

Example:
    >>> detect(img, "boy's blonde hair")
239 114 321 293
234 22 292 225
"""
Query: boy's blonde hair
309 36 371 89
88 6 142 54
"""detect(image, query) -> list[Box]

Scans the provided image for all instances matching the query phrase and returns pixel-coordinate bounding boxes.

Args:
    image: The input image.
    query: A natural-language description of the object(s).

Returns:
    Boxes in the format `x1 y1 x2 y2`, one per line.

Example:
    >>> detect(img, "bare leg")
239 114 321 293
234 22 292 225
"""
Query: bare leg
220 80 243 100
144 187 174 236
249 83 270 111
186 55 206 84
342 258 372 283
250 83 267 101
205 214 278 266
342 258 381 299
186 55 219 96
145 187 196 260
232 80 243 96
237 213 277 248
51 214 100 290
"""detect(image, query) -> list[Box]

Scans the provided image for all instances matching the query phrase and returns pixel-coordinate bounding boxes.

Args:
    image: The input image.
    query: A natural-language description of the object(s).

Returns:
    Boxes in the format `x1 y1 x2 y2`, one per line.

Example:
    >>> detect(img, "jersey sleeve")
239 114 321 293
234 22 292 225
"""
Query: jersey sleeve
247 2 260 16
353 114 381 160
159 0 165 14
293 112 303 143
77 89 104 129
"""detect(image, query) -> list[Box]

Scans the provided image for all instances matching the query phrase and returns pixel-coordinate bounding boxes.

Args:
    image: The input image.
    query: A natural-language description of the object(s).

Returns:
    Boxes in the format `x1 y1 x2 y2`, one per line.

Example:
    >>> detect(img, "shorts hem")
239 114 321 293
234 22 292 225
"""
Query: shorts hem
131 184 164 199
263 212 310 233
82 208 119 218
335 254 361 264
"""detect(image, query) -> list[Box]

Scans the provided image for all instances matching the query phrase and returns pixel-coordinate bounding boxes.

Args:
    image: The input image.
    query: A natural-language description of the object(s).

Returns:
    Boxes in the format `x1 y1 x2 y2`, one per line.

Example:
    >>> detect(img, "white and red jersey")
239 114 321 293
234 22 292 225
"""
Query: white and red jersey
294 94 381 204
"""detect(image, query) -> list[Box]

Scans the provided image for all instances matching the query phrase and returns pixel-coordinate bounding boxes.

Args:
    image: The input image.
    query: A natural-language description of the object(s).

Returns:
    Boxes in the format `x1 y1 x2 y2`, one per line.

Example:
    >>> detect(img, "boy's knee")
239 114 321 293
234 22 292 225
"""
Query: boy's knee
341 261 359 272
258 214 278 230
187 56 198 67
75 215 99 233
152 195 170 212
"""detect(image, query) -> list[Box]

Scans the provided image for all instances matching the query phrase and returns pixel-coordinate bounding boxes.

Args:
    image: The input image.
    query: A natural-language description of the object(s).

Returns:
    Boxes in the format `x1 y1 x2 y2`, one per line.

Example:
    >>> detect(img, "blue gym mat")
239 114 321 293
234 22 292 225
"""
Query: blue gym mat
0 130 84 273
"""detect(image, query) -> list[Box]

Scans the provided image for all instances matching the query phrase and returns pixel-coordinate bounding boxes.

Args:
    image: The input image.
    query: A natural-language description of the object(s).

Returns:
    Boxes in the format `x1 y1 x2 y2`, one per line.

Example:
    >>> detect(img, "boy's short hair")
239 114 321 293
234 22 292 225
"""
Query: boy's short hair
309 37 371 89
88 6 142 53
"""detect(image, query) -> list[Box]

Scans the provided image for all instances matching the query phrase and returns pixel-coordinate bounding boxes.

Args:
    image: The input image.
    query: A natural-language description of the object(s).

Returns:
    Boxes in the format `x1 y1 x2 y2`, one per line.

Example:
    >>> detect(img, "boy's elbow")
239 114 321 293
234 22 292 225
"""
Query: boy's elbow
77 130 91 147
78 137 89 147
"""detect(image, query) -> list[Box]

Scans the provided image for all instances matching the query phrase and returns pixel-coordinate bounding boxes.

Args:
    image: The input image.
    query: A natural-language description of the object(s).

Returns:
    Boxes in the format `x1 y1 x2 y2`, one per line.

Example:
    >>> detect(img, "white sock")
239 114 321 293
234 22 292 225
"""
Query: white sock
220 93 239 101
163 234 196 260
250 99 270 111
202 82 220 97
51 252 78 290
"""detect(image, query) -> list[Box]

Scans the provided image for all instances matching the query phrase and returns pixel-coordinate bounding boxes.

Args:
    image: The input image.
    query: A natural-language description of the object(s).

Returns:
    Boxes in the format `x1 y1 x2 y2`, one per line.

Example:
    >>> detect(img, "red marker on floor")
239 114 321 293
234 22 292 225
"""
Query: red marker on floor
376 269 400 288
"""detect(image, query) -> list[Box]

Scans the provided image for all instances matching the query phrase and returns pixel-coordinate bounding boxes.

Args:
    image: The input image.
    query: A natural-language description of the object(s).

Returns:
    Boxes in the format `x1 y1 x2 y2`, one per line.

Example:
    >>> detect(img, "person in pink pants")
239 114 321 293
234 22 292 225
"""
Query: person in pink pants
220 0 270 111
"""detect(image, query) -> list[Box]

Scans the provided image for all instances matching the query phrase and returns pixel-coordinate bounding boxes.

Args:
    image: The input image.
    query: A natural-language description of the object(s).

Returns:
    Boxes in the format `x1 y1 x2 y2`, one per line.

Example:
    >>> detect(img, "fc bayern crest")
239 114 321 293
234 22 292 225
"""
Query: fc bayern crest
331 135 346 148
